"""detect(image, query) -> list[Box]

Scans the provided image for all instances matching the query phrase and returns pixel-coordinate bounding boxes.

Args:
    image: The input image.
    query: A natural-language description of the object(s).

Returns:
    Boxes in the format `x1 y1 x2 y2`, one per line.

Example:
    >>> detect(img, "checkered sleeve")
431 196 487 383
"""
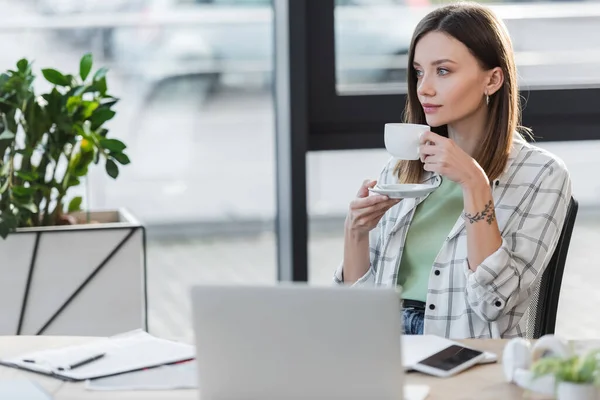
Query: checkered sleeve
333 158 396 286
463 157 572 322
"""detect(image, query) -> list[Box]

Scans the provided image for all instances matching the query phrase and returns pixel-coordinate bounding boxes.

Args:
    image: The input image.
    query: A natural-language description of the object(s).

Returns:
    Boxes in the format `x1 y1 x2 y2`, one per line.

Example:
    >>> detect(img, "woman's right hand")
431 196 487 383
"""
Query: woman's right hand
345 179 401 238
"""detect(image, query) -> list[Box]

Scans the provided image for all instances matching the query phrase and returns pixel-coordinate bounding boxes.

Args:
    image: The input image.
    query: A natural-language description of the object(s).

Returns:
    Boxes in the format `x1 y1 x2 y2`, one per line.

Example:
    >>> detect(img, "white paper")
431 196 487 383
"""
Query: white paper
0 380 53 400
86 361 198 391
0 330 195 381
405 384 430 400
87 361 429 400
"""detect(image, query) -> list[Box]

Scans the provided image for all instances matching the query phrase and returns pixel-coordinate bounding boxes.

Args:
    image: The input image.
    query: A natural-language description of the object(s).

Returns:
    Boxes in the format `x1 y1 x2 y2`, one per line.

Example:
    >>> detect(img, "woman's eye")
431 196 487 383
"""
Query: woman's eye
438 68 450 76
415 69 424 78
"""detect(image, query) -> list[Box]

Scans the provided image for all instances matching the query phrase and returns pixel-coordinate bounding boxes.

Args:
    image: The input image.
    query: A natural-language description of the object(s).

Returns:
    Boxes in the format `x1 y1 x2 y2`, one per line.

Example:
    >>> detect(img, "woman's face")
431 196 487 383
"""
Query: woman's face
413 31 491 128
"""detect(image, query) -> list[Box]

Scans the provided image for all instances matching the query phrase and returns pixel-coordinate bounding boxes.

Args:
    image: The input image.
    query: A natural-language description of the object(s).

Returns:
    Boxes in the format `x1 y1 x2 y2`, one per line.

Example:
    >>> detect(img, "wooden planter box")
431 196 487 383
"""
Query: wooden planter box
0 209 147 336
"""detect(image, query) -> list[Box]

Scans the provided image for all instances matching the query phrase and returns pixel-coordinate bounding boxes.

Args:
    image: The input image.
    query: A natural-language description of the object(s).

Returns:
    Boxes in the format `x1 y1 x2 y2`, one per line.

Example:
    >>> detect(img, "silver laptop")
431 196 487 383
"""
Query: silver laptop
190 283 404 400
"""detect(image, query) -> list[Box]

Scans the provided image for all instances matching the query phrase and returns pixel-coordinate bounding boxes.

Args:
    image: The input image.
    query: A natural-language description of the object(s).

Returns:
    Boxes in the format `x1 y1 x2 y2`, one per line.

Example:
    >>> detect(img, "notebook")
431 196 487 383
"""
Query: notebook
0 330 195 382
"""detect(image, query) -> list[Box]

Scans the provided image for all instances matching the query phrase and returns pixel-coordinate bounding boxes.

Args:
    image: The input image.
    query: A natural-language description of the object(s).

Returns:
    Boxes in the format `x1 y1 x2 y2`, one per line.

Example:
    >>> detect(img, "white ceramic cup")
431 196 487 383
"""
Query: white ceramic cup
384 123 430 160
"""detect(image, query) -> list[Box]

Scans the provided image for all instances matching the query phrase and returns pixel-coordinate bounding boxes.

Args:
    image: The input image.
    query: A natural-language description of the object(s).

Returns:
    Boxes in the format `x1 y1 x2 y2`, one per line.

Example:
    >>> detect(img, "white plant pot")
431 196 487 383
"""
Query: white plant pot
557 381 598 400
0 209 147 336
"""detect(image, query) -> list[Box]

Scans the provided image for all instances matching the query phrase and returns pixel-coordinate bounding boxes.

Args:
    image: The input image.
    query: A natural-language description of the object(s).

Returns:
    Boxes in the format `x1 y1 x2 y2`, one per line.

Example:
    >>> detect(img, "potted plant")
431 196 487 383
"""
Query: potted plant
532 349 600 400
0 54 146 336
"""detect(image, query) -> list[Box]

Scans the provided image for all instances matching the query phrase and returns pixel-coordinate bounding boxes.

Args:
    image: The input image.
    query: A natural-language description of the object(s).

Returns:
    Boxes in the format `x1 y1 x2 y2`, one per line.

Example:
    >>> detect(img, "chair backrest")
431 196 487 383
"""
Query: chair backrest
526 197 578 338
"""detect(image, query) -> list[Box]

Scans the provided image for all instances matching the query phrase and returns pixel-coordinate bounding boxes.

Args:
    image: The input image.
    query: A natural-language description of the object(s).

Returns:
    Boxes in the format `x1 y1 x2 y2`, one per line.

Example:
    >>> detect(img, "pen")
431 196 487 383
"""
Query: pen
57 353 106 371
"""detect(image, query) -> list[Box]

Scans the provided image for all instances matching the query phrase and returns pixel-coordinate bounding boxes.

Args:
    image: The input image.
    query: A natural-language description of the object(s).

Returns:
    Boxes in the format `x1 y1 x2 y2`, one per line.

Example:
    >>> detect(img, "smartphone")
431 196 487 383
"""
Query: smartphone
412 344 486 378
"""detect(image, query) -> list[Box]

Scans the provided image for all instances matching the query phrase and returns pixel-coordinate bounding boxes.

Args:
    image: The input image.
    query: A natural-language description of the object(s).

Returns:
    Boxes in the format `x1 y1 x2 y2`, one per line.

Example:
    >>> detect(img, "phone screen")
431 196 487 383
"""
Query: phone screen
416 345 483 371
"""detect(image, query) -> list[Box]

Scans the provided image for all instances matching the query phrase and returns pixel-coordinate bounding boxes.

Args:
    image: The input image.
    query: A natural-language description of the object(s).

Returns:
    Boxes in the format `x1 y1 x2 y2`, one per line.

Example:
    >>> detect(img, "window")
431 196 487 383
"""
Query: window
0 0 278 341
334 1 600 93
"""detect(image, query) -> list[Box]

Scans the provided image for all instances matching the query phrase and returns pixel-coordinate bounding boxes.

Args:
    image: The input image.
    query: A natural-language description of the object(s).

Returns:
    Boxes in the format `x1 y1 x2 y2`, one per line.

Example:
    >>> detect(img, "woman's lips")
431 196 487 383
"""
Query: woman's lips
422 103 442 114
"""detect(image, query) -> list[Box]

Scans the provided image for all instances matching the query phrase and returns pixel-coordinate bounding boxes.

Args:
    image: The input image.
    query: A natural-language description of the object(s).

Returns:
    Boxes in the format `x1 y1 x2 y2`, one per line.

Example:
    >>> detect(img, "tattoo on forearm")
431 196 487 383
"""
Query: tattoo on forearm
464 200 496 225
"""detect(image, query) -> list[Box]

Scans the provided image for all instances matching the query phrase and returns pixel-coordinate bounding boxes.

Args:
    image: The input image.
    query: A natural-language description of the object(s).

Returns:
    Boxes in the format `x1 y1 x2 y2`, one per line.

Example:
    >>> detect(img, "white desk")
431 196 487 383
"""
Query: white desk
0 336 577 399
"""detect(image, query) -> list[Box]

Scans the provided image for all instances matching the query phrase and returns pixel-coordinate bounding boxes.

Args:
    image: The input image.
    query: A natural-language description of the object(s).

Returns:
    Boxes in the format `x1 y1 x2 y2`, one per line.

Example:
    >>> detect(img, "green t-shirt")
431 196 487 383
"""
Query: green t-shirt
397 177 464 302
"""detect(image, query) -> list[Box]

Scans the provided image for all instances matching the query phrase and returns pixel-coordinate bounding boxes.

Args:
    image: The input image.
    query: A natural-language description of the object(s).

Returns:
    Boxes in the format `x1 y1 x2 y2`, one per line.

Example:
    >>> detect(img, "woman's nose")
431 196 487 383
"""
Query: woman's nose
417 74 435 97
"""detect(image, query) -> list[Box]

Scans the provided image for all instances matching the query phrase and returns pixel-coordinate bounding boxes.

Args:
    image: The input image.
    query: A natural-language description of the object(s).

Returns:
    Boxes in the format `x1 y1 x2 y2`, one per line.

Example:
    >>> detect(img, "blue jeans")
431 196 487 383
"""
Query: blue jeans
403 308 424 335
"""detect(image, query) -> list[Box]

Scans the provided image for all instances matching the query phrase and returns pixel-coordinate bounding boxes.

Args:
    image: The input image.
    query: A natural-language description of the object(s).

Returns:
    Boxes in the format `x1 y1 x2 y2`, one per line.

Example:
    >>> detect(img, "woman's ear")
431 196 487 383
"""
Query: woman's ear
485 67 504 96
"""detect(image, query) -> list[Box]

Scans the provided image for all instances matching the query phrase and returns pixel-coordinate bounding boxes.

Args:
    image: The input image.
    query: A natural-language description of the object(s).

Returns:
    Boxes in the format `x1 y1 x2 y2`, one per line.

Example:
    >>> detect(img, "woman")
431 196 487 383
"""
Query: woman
333 2 572 339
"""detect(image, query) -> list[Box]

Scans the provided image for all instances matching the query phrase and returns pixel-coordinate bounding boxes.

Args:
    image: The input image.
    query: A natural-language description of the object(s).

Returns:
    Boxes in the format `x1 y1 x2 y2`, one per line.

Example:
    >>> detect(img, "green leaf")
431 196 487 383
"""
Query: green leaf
0 179 8 194
56 120 74 136
531 353 600 384
73 164 89 177
16 59 28 73
111 152 130 165
90 108 116 130
105 159 119 179
73 124 85 137
80 53 93 81
12 186 34 197
68 150 82 170
0 98 18 112
532 357 563 379
42 68 70 86
68 196 83 213
66 96 82 114
577 350 600 383
101 99 118 109
99 138 126 152
81 101 99 119
94 77 107 95
66 176 81 189
73 85 89 97
6 110 18 134
0 220 9 239
15 171 39 181
14 148 33 157
0 212 18 238
43 88 62 116
17 202 38 213
65 74 77 87
24 97 50 143
0 129 15 140
93 67 108 82
101 95 118 103
80 147 95 162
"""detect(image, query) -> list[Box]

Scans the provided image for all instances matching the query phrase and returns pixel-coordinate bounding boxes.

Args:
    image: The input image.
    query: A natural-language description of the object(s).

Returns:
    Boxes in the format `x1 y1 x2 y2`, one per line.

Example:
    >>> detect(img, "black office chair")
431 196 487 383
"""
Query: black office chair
526 197 579 338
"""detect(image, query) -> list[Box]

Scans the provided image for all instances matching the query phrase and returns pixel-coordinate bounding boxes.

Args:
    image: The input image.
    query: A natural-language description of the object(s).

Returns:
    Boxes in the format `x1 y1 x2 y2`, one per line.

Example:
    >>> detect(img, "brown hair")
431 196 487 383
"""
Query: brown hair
395 2 526 183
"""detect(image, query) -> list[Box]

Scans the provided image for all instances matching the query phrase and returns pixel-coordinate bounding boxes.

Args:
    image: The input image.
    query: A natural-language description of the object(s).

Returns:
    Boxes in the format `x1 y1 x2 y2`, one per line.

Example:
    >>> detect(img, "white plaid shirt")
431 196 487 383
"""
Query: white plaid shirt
333 134 572 339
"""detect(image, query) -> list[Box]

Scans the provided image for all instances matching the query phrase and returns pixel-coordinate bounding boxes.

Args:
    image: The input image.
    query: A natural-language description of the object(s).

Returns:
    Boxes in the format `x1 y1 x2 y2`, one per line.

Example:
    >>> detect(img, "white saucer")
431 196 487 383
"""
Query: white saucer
368 183 438 199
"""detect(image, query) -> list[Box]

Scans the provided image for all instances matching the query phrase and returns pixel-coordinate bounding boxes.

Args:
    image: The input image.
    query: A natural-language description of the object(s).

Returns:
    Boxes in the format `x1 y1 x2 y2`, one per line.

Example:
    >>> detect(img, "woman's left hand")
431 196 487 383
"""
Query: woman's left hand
419 131 488 188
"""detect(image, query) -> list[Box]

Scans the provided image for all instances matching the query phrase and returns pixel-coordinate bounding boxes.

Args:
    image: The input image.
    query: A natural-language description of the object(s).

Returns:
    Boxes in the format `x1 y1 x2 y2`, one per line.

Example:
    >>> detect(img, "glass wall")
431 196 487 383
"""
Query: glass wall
0 0 277 342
